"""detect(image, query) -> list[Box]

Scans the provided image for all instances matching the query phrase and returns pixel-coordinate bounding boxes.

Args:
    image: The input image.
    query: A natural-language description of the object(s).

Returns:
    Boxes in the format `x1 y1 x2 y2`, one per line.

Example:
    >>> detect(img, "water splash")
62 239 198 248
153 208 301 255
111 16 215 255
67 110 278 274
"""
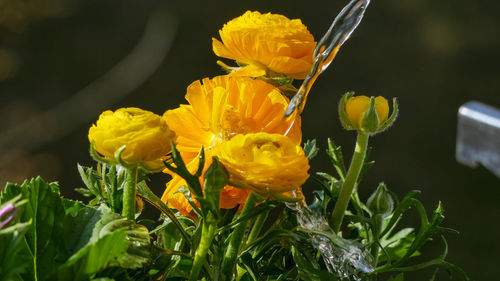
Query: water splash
288 201 374 280
284 0 371 122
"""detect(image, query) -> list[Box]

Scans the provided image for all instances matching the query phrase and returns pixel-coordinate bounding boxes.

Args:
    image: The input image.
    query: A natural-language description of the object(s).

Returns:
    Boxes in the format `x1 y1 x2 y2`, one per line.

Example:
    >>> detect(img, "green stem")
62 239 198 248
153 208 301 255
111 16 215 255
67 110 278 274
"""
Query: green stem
371 214 384 266
247 210 269 245
221 192 259 281
330 132 369 233
122 167 138 220
189 213 217 281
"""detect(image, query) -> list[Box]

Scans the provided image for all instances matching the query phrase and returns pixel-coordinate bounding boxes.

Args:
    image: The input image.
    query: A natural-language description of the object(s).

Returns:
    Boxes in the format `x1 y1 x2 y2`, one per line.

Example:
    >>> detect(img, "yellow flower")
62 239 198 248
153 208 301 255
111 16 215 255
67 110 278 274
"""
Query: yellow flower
345 96 389 129
212 11 316 79
161 75 301 214
88 107 176 166
216 133 309 198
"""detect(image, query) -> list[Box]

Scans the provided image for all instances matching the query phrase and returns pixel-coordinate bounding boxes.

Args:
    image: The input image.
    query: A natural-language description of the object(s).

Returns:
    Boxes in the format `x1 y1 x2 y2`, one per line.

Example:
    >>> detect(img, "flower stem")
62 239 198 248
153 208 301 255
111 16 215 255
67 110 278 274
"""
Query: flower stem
221 192 260 281
189 212 217 281
122 167 138 220
330 132 369 233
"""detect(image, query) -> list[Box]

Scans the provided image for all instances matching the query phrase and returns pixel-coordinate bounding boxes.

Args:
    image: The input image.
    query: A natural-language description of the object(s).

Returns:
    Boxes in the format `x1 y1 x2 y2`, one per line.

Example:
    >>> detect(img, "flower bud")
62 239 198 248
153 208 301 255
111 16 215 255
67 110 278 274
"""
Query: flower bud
0 203 16 229
366 183 394 215
338 92 398 134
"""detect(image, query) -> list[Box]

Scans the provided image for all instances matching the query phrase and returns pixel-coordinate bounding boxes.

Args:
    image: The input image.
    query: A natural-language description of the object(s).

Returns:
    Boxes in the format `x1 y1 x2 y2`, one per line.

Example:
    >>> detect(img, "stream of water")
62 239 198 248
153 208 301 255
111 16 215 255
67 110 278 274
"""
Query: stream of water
284 0 372 122
289 201 374 280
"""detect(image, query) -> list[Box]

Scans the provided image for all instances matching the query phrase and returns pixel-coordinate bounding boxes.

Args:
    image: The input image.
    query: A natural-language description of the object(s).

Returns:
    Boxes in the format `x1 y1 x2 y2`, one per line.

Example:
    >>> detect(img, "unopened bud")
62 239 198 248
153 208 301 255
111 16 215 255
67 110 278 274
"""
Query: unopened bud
338 92 398 134
367 183 394 215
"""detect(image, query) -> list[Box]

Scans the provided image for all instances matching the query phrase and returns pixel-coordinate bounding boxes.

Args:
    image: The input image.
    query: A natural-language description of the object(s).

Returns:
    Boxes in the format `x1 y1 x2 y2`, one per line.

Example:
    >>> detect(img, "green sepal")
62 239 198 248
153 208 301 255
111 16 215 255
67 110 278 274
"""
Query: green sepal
89 142 118 166
278 83 299 98
338 92 356 130
361 97 381 133
198 157 228 217
379 97 399 132
269 190 304 203
257 74 294 87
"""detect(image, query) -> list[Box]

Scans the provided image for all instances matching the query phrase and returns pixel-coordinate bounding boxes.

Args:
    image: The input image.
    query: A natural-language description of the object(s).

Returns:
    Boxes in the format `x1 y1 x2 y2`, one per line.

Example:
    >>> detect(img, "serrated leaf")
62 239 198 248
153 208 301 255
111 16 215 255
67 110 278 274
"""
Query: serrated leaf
0 220 32 281
53 230 129 281
303 139 319 159
326 138 346 180
77 164 101 197
90 206 151 269
1 178 68 281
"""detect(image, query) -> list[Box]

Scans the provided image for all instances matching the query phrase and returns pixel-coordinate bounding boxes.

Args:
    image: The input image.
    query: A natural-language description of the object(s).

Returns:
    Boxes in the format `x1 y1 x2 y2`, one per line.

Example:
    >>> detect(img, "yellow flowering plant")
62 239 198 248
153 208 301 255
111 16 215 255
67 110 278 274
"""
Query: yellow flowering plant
216 132 309 201
0 1 471 281
213 11 316 80
88 107 176 169
87 107 176 220
161 75 301 215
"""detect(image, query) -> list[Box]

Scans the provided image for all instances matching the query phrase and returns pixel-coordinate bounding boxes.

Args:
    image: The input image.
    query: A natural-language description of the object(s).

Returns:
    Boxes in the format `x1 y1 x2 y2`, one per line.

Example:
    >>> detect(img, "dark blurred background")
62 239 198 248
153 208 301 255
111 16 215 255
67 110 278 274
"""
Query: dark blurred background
0 0 498 280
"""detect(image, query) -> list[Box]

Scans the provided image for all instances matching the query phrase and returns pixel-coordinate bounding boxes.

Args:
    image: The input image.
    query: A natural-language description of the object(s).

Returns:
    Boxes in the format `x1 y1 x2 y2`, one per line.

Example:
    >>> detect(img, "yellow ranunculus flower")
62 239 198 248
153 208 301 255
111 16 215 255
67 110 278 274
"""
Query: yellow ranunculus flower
215 133 309 197
88 107 176 166
161 75 302 214
345 96 389 129
212 11 316 79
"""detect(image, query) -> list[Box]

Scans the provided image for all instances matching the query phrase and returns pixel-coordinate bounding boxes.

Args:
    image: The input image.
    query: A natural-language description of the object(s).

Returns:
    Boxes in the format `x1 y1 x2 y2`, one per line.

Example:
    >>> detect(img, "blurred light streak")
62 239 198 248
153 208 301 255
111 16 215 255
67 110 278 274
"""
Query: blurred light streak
0 7 177 154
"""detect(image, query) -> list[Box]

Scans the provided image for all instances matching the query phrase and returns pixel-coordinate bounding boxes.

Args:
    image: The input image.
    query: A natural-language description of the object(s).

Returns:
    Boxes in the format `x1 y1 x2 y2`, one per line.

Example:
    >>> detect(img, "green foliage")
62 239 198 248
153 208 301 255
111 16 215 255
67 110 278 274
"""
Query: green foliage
0 177 154 281
198 157 228 218
77 164 123 213
0 138 470 281
303 139 319 160
0 196 32 281
52 230 129 280
292 246 340 281
1 178 69 280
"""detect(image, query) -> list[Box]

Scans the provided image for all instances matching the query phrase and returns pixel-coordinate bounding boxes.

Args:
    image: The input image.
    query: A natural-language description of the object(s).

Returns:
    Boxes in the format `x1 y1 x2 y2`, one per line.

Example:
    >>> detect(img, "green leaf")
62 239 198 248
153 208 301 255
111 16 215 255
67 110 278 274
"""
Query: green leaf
217 201 279 233
0 220 32 281
53 230 129 281
303 139 319 159
326 138 346 180
65 207 109 258
379 190 421 238
77 164 102 199
378 234 418 263
239 252 259 281
1 178 151 280
90 206 151 269
136 181 192 247
200 157 228 217
441 261 470 281
1 178 68 281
